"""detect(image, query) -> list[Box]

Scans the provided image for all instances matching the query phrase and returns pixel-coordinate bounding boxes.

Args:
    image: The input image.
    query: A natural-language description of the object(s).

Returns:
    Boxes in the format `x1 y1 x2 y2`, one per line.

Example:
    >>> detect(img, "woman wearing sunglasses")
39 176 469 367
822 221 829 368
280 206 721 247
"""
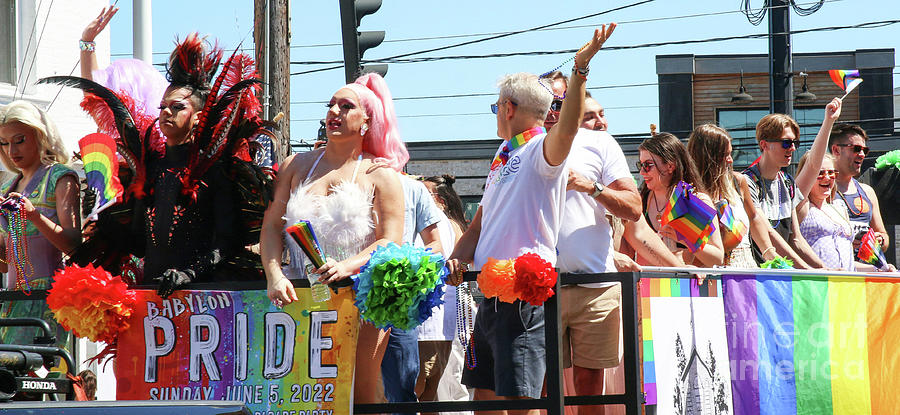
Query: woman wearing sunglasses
795 153 892 271
688 124 777 268
637 132 724 267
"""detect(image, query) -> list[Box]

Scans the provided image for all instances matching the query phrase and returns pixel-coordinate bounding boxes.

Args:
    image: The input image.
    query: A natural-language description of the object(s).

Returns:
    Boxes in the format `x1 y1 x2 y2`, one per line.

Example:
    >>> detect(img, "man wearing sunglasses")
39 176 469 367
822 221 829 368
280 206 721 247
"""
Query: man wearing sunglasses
829 123 889 252
446 25 616 411
743 100 843 269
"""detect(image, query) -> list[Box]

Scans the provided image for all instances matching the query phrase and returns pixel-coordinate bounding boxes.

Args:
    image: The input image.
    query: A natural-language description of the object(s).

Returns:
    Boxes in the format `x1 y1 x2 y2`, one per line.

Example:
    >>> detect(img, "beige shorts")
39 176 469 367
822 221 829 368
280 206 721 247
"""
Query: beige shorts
560 284 621 369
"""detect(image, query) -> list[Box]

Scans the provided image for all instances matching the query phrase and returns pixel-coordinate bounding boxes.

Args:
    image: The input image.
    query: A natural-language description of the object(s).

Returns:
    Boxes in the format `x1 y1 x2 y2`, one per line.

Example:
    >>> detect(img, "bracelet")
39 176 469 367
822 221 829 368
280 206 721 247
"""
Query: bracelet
572 64 589 80
79 40 96 52
761 246 776 257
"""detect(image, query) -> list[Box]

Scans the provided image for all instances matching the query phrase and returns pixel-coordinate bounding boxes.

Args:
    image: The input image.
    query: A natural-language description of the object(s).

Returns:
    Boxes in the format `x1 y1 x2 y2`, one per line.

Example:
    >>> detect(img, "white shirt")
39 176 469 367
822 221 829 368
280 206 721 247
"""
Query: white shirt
556 129 632 288
474 133 567 269
416 212 458 341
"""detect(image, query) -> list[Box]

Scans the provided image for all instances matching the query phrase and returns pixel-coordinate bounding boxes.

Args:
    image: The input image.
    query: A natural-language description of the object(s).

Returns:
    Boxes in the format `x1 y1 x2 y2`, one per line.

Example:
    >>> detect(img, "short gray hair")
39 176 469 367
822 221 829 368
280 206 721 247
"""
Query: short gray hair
497 72 553 121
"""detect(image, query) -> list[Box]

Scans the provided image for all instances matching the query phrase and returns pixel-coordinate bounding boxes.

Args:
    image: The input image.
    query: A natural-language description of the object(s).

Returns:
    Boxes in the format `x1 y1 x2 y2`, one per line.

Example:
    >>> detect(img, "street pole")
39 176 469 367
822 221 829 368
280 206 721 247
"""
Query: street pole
133 0 152 64
768 0 792 116
254 0 291 162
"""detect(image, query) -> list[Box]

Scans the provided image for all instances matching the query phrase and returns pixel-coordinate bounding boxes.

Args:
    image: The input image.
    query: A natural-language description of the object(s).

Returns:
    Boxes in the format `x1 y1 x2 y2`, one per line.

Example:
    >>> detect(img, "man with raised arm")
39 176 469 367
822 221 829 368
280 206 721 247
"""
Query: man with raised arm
446 25 615 415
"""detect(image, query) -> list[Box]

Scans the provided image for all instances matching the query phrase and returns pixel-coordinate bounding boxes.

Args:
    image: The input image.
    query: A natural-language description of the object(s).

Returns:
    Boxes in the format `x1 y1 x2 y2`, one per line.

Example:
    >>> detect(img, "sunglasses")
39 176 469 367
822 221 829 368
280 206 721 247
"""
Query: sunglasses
635 160 657 173
549 99 563 112
817 169 836 178
490 99 518 115
835 143 870 155
764 138 801 149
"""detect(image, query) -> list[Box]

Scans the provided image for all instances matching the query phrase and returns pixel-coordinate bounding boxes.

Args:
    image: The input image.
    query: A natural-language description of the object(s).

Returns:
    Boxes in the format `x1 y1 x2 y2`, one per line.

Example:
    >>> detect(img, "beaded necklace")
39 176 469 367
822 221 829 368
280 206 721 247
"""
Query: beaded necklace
455 281 477 369
2 198 34 293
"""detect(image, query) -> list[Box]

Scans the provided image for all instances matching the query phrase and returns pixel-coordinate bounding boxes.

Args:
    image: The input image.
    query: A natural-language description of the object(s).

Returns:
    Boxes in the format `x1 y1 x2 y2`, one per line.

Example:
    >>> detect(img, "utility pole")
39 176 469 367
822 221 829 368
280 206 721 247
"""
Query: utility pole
254 0 291 162
768 0 792 116
133 0 152 64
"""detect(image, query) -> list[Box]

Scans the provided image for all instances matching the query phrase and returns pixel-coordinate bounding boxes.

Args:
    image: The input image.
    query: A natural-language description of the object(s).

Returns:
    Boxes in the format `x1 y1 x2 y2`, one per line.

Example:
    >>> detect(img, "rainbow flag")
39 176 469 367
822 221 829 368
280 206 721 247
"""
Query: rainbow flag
717 199 749 252
857 229 887 270
828 69 862 94
286 220 325 268
78 133 123 220
660 181 718 252
723 274 900 414
640 277 725 406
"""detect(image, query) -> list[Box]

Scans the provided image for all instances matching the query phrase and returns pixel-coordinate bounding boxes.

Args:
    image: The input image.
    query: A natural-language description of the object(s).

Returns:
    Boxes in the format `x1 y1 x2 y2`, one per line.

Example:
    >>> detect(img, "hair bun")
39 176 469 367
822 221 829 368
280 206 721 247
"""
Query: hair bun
442 174 456 186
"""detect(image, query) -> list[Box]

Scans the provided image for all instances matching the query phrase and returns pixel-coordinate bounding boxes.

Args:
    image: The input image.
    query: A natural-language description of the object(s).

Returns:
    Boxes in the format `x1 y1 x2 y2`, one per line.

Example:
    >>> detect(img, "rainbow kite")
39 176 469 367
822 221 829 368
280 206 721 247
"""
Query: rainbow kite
716 199 748 252
660 181 718 252
857 229 887 270
286 220 325 268
79 133 123 221
828 69 863 98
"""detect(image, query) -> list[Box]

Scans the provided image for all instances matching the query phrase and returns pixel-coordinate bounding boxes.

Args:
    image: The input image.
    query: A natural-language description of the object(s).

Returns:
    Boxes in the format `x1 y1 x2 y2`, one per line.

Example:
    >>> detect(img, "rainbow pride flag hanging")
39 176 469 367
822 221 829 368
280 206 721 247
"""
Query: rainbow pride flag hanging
716 199 749 253
723 274 900 414
828 69 863 96
660 181 718 252
857 229 887 270
78 133 123 220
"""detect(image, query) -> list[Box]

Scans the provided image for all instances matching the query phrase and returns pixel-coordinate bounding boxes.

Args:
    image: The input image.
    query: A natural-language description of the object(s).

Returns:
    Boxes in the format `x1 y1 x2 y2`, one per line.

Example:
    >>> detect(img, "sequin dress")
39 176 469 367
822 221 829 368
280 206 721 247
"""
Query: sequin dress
282 152 375 279
0 163 77 348
799 203 855 270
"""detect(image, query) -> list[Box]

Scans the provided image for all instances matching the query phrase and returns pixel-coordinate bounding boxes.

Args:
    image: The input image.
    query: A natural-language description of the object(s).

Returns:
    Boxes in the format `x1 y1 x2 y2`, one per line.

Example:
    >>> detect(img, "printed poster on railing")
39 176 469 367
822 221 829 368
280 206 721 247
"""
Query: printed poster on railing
115 287 359 415
640 277 733 415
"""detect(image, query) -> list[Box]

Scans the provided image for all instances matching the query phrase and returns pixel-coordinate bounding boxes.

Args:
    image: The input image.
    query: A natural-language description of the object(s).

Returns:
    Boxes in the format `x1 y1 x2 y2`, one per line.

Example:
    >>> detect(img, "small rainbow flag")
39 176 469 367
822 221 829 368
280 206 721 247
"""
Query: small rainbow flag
857 229 887 270
286 220 325 268
79 133 123 220
829 69 863 97
716 199 749 252
660 181 718 253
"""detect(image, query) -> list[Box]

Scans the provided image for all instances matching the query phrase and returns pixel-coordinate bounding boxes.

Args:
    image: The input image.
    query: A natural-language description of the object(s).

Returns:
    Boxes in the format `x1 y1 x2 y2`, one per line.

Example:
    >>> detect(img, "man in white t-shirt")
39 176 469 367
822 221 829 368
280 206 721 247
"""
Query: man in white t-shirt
540 74 641 412
447 25 615 413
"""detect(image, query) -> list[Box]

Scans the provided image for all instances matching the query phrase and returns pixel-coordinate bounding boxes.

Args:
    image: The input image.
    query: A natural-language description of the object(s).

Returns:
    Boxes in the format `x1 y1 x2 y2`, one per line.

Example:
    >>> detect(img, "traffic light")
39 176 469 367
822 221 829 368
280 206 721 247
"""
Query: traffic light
339 0 387 83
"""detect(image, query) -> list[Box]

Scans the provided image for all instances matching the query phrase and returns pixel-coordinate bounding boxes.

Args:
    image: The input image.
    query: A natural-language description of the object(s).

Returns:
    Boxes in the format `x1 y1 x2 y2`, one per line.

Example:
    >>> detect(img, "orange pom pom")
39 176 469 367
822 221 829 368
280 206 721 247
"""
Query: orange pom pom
477 258 518 303
47 264 136 344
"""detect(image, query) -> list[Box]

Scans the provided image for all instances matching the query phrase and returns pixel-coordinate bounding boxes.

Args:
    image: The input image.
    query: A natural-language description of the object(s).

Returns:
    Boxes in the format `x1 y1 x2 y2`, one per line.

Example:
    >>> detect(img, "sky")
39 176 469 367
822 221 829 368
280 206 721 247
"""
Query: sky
108 0 900 147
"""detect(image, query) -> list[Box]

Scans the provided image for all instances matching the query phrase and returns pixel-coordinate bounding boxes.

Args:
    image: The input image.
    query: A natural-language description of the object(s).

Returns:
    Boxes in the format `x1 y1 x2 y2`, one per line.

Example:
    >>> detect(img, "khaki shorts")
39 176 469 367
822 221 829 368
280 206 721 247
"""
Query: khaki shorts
560 284 621 369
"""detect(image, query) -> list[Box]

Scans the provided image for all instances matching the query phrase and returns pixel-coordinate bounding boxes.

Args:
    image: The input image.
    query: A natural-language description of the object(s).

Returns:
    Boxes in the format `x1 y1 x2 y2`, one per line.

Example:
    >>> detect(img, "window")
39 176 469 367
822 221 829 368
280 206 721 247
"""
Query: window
716 107 826 169
0 0 14 85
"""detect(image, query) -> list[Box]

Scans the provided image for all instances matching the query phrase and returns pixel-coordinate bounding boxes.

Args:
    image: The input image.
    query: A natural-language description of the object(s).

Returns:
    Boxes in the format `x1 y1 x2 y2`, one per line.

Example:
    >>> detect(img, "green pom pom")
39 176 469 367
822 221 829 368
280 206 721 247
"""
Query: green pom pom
875 150 900 171
760 256 794 269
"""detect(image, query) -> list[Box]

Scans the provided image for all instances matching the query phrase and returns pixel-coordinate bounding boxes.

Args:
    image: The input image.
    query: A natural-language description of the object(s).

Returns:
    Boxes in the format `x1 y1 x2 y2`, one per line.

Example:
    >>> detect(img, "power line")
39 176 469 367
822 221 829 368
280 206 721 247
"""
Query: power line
289 19 900 73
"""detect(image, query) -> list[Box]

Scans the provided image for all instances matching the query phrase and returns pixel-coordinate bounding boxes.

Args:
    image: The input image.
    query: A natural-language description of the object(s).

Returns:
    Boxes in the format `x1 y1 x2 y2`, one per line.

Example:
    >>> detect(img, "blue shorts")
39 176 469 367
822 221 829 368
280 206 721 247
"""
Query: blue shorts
461 298 545 398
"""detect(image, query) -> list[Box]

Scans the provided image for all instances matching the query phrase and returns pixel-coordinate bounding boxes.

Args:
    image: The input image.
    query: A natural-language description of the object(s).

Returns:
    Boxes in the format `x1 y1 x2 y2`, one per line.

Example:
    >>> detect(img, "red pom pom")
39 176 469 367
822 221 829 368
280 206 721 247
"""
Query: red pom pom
47 265 136 344
513 253 557 306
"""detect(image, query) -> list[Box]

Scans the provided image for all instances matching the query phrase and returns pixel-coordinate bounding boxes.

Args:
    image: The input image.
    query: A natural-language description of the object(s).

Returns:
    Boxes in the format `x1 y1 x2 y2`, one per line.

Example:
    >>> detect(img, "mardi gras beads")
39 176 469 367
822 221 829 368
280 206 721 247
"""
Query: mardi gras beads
2 198 35 293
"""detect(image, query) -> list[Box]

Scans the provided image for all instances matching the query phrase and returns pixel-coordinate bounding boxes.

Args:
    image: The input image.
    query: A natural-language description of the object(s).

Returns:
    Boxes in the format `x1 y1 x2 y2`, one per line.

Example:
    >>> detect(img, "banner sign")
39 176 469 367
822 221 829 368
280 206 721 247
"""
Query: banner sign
640 277 733 414
723 275 900 415
115 287 359 415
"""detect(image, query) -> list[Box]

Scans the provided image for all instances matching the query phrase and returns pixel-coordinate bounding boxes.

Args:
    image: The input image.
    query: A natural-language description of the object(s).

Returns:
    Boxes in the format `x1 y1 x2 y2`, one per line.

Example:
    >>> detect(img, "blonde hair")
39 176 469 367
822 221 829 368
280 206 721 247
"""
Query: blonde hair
688 124 739 204
796 151 836 177
0 100 69 173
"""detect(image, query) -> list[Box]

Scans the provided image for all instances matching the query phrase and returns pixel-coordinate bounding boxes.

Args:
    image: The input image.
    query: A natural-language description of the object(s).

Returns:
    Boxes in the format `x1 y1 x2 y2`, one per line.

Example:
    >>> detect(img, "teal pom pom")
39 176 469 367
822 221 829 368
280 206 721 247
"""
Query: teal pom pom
760 256 794 269
352 243 447 330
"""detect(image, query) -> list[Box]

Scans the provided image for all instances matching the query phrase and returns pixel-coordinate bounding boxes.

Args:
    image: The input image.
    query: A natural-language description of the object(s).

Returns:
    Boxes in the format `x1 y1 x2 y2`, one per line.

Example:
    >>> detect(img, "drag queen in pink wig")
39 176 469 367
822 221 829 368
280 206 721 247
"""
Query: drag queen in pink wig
260 73 406 403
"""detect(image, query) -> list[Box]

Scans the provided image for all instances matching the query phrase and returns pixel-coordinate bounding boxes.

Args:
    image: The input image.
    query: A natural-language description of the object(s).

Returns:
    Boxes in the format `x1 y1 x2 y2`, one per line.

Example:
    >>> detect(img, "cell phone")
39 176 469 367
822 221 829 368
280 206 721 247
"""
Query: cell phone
854 229 868 241
0 196 21 211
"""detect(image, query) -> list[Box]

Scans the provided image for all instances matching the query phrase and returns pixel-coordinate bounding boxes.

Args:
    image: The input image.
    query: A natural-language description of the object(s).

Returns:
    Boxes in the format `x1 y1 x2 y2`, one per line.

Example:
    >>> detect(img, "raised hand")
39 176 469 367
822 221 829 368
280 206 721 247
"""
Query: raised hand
82 6 118 42
825 97 842 122
574 23 617 70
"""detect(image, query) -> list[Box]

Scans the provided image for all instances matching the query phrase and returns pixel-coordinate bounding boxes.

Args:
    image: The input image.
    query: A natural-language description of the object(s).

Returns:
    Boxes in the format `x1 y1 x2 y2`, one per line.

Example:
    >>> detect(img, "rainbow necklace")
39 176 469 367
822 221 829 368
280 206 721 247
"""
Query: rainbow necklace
3 199 34 293
489 127 546 173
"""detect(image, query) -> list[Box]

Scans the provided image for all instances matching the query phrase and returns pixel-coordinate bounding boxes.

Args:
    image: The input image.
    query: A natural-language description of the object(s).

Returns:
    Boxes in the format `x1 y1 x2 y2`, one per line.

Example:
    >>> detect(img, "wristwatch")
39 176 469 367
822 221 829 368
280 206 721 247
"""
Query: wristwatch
590 181 604 198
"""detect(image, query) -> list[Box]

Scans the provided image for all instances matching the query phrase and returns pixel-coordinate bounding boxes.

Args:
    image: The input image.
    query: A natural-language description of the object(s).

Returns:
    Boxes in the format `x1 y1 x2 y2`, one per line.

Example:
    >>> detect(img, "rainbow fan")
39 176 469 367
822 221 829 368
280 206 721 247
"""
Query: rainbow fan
660 181 718 253
286 220 325 268
716 199 748 253
857 229 888 270
79 133 124 221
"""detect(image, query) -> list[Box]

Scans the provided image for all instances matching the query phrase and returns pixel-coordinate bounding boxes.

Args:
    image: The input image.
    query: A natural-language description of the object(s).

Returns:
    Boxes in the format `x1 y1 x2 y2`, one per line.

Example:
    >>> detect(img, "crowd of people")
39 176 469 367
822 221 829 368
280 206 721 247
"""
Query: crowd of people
0 8 897 412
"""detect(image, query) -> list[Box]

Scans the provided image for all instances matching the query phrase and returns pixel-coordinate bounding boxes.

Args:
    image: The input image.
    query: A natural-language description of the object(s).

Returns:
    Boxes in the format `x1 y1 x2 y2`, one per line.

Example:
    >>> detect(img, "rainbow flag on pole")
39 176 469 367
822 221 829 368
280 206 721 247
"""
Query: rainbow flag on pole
723 274 900 414
857 229 887 270
660 181 718 252
717 199 749 252
828 69 862 97
79 133 123 220
286 220 325 268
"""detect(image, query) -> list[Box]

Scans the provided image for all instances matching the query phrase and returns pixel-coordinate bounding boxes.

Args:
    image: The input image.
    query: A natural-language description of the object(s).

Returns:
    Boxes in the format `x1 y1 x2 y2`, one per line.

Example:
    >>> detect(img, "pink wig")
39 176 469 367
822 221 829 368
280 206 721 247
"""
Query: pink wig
342 73 408 171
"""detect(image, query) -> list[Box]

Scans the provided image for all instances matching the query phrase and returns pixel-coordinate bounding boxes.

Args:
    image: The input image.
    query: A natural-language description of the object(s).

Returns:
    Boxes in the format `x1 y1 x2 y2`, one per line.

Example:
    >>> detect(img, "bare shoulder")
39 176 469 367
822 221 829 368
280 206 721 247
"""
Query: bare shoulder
859 181 877 197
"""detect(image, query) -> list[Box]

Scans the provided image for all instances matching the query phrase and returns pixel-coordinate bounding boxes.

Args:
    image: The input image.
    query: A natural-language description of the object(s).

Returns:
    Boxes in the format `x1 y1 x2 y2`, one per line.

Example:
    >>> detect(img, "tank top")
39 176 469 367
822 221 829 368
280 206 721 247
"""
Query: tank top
836 178 873 238
282 152 375 279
